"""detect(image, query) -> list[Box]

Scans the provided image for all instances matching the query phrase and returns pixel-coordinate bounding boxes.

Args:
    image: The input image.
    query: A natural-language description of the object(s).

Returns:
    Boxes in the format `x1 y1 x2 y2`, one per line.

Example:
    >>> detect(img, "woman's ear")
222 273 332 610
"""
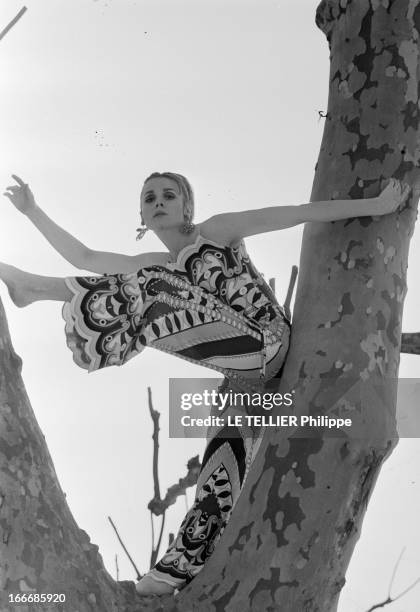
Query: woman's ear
183 199 194 222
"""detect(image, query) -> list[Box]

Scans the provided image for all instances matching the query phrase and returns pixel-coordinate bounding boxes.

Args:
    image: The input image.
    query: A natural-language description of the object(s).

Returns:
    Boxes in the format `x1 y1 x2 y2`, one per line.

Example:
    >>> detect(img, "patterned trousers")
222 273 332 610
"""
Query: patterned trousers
146 325 291 591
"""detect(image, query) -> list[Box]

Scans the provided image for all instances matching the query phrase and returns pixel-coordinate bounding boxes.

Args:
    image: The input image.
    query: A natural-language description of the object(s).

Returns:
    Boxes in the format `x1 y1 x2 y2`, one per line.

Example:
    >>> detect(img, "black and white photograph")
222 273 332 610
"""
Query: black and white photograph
0 1 420 610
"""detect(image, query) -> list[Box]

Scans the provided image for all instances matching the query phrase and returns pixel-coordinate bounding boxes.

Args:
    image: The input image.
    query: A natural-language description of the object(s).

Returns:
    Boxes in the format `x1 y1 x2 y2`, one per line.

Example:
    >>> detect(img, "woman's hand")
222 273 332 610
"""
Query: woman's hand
3 174 37 215
374 178 411 215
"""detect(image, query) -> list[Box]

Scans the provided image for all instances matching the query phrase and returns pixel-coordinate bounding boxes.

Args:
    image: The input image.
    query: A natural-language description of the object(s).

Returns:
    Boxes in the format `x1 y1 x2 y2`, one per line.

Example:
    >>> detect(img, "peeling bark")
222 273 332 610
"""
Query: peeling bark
174 1 420 609
0 298 150 611
0 1 419 611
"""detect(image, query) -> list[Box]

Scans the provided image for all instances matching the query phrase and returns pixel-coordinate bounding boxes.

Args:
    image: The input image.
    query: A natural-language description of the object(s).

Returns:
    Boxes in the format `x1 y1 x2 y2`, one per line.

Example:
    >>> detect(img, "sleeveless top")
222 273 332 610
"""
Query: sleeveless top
62 234 291 390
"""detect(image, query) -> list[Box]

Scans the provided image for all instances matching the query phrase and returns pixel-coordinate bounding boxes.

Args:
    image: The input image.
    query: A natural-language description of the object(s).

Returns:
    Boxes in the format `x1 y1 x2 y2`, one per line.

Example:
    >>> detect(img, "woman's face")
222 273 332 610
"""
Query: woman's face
140 177 185 232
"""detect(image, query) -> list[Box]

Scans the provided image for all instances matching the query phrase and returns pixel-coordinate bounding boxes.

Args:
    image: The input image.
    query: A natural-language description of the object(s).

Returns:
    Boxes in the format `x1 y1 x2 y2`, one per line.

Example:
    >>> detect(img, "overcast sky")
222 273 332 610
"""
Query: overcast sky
1 1 419 609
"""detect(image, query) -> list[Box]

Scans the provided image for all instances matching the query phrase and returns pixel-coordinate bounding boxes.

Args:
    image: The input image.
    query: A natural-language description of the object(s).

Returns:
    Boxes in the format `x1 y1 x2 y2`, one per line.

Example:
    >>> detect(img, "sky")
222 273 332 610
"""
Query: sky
0 1 419 609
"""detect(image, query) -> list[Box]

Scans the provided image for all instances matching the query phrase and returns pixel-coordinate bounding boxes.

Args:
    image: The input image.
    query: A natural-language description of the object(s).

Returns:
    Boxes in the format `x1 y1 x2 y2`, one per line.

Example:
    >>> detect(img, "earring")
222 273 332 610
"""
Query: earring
136 210 148 240
181 221 195 234
136 225 148 240
180 214 195 234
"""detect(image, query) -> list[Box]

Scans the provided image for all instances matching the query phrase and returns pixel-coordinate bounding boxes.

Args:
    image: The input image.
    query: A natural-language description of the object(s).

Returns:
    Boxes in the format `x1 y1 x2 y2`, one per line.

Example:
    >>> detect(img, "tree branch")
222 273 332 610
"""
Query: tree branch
401 332 420 354
365 547 420 611
148 386 161 502
150 511 166 569
283 264 298 321
146 386 169 567
0 6 27 42
115 554 119 581
148 455 201 516
107 516 141 581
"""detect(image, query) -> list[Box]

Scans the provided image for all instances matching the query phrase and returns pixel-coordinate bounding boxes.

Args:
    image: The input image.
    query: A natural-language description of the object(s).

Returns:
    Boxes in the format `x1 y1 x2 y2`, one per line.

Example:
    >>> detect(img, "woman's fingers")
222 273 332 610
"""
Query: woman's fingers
11 174 25 186
381 179 417 206
6 185 20 192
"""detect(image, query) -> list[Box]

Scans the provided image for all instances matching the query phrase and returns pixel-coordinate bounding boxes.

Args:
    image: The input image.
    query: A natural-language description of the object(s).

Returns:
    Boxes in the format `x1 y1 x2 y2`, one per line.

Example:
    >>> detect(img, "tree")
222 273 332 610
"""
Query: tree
0 1 419 610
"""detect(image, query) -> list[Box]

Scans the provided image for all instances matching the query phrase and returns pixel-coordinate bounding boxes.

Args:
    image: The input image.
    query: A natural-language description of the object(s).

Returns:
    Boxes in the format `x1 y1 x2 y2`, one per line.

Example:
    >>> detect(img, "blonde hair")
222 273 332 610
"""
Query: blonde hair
142 172 195 222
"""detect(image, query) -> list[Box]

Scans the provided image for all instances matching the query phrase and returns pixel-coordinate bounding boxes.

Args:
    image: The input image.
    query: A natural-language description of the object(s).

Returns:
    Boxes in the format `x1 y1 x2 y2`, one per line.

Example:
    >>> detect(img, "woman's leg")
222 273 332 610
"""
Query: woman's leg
136 388 262 596
137 326 292 596
0 262 72 306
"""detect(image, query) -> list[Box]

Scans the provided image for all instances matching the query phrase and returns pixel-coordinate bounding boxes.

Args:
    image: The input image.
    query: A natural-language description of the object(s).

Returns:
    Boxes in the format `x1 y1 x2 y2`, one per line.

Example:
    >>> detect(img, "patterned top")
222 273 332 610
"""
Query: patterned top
62 233 291 389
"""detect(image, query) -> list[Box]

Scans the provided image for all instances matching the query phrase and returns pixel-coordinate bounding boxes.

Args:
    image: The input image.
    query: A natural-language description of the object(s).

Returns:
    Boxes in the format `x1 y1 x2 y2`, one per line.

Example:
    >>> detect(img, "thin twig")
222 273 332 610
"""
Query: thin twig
115 554 119 581
401 332 420 354
147 386 166 566
150 510 155 557
155 512 166 560
283 265 298 321
366 596 392 610
148 386 161 502
0 7 27 42
150 511 166 568
107 516 141 580
148 455 201 515
387 547 405 596
365 547 420 611
149 511 154 568
146 389 201 564
394 576 420 601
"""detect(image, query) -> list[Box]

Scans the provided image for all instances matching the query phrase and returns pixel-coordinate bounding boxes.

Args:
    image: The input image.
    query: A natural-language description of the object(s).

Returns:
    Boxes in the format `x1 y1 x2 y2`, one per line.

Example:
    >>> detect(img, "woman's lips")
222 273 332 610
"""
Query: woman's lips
154 212 167 217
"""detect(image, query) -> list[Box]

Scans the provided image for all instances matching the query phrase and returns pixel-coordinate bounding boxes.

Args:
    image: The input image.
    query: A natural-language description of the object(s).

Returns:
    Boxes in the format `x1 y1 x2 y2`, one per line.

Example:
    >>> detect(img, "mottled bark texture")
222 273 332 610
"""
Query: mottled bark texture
0 1 419 611
0 298 153 611
174 1 420 610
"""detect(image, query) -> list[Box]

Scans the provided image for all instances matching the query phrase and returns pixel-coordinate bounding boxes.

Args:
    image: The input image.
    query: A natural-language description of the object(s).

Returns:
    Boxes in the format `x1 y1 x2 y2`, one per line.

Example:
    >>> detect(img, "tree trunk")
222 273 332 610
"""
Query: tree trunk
174 0 420 609
0 298 146 611
0 1 419 611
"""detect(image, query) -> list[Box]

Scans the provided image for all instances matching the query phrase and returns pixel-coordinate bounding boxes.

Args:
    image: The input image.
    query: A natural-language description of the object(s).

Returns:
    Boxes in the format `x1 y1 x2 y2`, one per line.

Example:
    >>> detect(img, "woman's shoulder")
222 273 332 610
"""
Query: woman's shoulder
198 220 243 249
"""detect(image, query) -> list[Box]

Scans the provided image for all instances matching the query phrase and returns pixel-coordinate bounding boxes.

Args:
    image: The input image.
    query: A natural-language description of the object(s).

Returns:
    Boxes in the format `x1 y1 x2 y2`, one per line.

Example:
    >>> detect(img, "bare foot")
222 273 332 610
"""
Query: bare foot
0 262 35 308
135 575 177 596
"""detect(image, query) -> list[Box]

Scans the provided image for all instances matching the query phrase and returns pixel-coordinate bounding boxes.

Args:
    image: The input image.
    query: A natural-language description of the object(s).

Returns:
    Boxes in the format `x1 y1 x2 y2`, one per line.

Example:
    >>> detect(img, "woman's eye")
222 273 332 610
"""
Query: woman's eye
165 194 175 199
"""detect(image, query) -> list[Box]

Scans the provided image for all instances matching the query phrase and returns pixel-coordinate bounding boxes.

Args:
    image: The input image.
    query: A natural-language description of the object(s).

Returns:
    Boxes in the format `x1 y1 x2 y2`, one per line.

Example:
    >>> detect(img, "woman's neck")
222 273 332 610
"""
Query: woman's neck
154 226 200 261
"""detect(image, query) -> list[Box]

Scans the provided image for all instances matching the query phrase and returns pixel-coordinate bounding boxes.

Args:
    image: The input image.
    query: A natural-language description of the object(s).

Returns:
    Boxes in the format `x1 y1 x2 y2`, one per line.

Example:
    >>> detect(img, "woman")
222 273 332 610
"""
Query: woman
1 172 410 595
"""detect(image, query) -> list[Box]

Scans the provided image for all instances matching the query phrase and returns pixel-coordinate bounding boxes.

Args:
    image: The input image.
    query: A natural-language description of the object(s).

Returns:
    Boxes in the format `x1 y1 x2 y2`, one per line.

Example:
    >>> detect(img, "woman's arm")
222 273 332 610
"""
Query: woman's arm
201 178 411 244
25 205 166 274
25 204 92 269
81 249 169 274
3 175 166 274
